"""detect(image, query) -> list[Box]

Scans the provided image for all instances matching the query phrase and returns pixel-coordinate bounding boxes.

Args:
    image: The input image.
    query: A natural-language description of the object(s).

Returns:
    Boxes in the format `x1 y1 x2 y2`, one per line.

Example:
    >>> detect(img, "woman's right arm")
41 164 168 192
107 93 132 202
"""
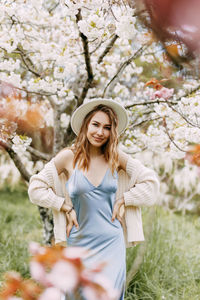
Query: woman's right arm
28 149 74 212
54 148 74 176
54 149 75 213
55 149 79 234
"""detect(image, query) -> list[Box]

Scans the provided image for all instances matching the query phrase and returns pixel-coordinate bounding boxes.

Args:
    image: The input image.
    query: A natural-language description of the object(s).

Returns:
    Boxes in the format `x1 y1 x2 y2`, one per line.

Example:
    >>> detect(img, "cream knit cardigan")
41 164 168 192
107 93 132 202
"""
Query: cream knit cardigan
28 155 159 248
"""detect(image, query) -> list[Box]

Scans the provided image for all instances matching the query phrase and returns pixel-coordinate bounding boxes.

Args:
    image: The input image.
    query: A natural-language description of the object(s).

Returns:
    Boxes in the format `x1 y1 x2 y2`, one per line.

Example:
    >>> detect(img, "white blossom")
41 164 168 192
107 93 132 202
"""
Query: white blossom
154 103 171 117
78 14 105 40
116 16 136 40
60 113 70 129
12 135 32 154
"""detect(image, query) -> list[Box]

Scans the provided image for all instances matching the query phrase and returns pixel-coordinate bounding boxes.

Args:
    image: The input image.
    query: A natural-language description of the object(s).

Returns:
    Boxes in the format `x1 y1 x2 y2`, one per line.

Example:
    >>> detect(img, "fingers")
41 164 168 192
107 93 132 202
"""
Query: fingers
112 200 124 223
112 202 120 222
66 222 73 238
66 210 79 237
71 210 79 229
112 210 122 224
116 213 122 224
73 218 79 229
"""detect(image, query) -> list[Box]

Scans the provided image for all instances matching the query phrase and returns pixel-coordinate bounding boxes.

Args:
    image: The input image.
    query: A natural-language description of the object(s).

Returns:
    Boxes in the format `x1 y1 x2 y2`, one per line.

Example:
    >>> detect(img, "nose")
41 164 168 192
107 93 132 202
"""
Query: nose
97 126 104 136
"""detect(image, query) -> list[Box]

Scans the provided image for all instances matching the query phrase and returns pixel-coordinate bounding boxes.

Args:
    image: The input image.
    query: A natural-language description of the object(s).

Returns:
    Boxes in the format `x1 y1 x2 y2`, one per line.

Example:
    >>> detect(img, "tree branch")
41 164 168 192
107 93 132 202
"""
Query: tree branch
48 2 59 13
0 140 31 182
16 47 41 78
126 97 200 131
163 117 187 152
76 9 94 105
176 83 200 101
97 34 118 64
27 146 52 161
1 141 54 245
6 147 31 182
129 117 162 129
125 99 178 109
167 103 200 129
126 82 200 110
165 84 200 129
89 40 104 55
13 86 57 97
102 46 145 97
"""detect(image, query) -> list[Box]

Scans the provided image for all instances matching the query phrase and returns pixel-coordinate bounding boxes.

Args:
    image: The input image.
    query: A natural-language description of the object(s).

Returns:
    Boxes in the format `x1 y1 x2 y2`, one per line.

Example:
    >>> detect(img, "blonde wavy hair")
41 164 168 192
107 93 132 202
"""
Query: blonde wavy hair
72 104 119 174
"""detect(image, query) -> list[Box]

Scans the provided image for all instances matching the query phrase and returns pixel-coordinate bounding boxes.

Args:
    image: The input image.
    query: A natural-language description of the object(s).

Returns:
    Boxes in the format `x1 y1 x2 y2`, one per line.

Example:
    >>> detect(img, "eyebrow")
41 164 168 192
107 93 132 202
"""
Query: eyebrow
92 120 111 126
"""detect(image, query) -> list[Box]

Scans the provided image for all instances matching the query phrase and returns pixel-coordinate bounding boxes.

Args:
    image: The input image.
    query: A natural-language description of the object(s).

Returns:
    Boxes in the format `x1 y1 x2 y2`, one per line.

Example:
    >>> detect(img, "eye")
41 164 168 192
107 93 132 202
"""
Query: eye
105 126 111 130
92 123 98 127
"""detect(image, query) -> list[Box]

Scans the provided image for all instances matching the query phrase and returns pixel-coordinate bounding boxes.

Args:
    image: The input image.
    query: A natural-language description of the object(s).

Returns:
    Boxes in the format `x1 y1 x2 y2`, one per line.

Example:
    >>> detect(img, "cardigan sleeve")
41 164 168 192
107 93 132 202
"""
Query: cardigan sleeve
28 160 65 211
123 156 160 207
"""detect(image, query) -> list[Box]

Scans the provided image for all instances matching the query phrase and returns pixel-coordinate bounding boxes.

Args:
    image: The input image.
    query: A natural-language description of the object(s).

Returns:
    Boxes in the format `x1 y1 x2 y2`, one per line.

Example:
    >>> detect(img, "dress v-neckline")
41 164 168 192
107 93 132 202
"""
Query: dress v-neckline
79 168 109 189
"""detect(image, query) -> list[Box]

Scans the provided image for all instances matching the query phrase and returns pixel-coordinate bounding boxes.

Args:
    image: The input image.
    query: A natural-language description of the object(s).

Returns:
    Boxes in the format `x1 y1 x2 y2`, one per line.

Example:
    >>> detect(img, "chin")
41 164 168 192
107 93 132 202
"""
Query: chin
91 141 104 147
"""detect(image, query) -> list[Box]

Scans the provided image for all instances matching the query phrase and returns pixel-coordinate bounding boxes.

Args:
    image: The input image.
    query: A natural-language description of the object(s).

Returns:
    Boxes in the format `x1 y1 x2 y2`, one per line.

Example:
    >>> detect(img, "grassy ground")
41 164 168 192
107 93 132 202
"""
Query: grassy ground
126 208 200 300
0 187 199 299
0 186 42 281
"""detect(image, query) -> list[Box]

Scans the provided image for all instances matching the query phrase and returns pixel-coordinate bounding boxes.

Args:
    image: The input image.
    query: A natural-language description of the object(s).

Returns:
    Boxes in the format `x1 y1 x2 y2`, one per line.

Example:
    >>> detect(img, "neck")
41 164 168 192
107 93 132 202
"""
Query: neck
89 145 103 158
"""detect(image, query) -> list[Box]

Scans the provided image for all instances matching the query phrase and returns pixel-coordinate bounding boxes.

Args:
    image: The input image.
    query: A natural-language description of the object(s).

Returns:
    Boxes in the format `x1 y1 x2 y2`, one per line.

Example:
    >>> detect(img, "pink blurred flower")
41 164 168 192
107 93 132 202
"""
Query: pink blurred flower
46 260 79 293
82 272 119 300
30 261 49 286
29 242 46 256
83 285 118 300
27 243 118 300
38 287 62 300
88 261 107 274
63 246 90 260
151 87 174 100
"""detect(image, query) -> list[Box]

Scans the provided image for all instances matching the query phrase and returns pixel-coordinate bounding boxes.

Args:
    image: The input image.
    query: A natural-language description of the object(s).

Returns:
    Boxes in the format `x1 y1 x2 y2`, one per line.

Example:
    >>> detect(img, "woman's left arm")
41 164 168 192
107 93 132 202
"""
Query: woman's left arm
119 150 160 207
112 151 159 222
125 157 159 207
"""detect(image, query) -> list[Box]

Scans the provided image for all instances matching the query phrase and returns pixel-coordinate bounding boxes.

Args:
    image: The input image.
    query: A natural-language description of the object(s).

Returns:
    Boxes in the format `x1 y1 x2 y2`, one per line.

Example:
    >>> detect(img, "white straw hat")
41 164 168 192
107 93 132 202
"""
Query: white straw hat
71 99 129 135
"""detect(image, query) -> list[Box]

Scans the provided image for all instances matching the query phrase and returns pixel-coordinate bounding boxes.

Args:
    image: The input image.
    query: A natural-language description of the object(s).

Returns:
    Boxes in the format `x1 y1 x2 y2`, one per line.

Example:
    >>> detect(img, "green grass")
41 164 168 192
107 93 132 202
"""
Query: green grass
0 188 199 299
0 186 42 281
126 208 200 300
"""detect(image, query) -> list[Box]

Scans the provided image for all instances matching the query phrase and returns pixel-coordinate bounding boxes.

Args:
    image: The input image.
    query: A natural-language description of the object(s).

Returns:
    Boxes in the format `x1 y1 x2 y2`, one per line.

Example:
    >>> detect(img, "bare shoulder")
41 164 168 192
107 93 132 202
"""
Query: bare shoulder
54 148 74 175
118 149 129 171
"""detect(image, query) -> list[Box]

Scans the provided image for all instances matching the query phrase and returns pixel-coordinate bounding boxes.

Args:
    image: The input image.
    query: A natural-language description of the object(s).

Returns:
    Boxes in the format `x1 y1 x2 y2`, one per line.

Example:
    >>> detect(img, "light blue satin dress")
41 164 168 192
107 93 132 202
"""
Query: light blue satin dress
66 165 126 299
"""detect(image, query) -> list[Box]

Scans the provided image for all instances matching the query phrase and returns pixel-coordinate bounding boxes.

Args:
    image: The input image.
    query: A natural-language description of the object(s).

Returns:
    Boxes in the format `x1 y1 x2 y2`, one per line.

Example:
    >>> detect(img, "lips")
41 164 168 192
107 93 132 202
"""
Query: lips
93 137 104 142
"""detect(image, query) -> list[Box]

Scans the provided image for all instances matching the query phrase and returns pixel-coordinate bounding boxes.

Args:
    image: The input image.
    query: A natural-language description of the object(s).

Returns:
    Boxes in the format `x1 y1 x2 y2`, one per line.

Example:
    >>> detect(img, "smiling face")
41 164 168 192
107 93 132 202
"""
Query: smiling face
86 111 111 148
73 104 119 171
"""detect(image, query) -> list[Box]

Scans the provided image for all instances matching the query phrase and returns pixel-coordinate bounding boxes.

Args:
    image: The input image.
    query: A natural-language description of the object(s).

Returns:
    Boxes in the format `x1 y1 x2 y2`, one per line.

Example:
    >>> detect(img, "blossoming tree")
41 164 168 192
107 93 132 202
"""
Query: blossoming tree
1 0 200 243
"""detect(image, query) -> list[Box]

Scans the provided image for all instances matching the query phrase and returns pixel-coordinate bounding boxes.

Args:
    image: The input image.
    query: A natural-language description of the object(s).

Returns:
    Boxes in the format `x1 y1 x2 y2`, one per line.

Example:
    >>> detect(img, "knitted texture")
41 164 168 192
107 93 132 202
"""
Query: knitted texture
124 158 158 207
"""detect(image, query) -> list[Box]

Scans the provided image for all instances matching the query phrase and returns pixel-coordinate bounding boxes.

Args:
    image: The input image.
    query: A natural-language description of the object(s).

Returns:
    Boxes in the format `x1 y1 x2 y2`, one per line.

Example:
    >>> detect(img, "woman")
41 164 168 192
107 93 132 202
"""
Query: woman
28 99 159 299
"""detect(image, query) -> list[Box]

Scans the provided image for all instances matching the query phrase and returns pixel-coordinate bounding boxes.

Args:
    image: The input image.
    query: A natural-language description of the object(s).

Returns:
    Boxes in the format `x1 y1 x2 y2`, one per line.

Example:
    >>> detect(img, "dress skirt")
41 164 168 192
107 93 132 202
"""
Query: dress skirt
64 167 126 299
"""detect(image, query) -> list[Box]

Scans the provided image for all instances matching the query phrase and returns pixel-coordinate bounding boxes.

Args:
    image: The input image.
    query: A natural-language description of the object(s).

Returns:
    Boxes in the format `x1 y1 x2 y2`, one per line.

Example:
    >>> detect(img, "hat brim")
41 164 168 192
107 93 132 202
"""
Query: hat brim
71 99 129 136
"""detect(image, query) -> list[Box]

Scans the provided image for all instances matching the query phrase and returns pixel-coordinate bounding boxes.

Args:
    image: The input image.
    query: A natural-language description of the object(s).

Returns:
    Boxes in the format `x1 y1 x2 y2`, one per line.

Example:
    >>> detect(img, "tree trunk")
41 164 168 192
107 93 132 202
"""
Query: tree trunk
6 146 55 245
38 206 54 245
